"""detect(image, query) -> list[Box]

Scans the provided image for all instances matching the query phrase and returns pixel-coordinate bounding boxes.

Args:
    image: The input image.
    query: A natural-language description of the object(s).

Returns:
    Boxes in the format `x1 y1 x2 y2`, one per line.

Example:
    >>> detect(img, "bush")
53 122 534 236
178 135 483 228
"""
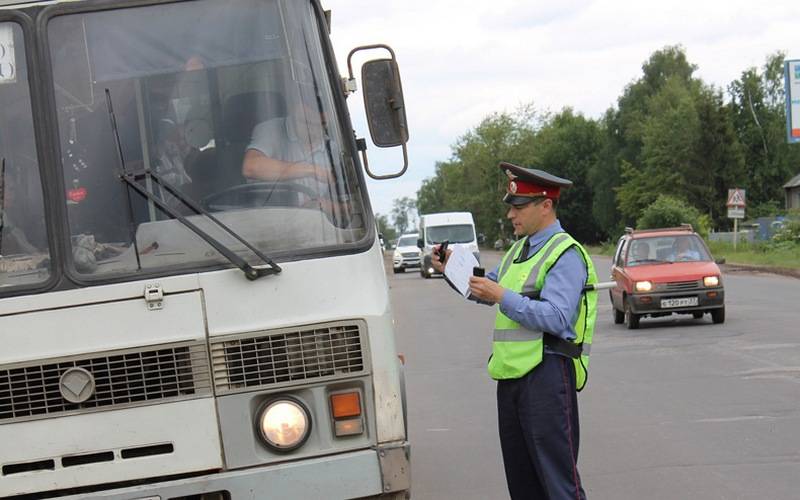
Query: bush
771 219 800 245
636 195 708 236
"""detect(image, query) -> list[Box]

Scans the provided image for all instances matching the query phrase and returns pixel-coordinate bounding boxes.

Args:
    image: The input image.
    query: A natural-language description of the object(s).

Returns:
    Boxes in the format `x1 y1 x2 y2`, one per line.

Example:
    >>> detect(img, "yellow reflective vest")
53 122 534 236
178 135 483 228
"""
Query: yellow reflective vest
488 232 598 390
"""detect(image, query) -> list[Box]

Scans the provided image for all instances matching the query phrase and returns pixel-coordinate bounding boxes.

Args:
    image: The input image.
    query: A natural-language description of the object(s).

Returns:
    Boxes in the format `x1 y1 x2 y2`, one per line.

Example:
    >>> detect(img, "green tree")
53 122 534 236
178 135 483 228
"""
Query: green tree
391 197 417 234
375 213 397 244
597 45 701 233
693 87 747 228
636 195 708 236
527 108 604 242
617 76 700 219
588 109 624 239
416 106 542 243
615 48 745 232
729 52 800 210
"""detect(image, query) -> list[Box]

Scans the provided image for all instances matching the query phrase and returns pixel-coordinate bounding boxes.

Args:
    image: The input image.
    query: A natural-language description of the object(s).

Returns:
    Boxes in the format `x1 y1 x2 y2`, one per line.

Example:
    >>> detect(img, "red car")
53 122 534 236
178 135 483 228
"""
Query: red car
609 225 725 329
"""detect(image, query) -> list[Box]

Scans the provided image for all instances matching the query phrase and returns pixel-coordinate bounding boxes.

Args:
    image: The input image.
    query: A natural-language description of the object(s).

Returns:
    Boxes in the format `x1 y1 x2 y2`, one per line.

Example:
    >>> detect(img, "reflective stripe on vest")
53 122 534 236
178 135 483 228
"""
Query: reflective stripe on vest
493 329 544 342
489 231 598 389
496 238 525 280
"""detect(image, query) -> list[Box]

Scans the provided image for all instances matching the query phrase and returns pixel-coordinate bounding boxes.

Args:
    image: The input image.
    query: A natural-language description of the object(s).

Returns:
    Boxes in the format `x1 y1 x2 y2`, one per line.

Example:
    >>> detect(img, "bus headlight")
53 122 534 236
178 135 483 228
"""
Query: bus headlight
257 398 311 452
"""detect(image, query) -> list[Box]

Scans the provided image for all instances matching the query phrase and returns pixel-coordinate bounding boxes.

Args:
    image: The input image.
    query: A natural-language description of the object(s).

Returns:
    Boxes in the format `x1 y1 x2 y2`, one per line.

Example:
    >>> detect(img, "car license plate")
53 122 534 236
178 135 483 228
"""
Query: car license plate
661 297 698 308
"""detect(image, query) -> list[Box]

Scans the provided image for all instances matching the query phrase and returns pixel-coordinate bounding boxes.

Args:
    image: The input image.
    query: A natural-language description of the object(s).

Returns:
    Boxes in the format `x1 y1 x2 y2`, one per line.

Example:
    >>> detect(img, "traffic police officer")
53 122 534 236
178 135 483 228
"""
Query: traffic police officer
433 162 598 500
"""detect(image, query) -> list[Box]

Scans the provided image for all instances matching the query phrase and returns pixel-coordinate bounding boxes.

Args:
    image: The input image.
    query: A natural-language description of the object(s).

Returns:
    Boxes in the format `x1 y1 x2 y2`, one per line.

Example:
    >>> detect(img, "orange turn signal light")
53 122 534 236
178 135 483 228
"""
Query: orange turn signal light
331 392 361 419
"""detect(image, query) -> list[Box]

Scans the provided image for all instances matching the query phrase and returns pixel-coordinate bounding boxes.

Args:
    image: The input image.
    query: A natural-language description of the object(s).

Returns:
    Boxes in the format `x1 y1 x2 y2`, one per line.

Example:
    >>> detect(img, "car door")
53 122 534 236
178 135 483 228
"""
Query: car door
609 237 628 309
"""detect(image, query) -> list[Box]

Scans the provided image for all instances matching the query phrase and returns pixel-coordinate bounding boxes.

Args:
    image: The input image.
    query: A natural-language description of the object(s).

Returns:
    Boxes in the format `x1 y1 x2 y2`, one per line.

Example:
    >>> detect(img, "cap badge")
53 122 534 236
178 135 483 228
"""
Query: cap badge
509 181 518 194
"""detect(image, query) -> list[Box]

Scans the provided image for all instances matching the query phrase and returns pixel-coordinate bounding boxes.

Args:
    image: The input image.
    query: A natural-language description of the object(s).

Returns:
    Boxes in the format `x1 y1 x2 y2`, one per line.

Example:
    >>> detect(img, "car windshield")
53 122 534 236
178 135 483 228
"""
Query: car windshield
48 0 367 278
0 23 51 291
426 224 474 244
626 234 710 266
397 236 418 247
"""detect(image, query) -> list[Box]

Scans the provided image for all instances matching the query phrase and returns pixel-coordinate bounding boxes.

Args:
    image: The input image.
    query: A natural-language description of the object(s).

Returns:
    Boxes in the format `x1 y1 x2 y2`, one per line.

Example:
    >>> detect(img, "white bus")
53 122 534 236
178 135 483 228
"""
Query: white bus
417 212 480 278
0 0 410 498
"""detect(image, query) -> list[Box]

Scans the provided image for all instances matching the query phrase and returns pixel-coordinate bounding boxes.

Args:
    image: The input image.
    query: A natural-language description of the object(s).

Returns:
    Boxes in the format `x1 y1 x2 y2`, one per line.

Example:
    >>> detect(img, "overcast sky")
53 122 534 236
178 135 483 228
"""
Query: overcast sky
324 0 800 218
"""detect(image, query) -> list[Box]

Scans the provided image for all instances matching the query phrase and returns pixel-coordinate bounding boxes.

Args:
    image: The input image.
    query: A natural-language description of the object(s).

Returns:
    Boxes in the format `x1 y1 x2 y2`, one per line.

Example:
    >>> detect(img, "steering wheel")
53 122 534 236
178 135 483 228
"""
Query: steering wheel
200 181 320 212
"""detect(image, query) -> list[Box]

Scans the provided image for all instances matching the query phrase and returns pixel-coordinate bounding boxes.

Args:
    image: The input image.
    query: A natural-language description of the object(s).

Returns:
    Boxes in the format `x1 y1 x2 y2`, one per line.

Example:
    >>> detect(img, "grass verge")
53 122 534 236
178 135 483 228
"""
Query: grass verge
707 241 800 269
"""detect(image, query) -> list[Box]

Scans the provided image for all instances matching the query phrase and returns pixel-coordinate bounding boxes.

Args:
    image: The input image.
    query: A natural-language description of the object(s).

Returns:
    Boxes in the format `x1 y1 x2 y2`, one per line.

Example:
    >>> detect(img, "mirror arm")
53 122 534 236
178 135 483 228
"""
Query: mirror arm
360 141 409 180
347 44 396 80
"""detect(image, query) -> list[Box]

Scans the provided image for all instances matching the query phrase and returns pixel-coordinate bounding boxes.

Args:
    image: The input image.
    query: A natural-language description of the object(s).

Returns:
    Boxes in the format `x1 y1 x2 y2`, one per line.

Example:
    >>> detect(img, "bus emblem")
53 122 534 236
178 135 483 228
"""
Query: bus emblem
59 367 96 404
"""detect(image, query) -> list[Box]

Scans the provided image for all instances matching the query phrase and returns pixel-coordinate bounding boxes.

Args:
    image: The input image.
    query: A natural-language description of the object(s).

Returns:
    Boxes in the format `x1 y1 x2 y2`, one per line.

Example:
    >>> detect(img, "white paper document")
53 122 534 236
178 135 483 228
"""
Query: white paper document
444 245 481 297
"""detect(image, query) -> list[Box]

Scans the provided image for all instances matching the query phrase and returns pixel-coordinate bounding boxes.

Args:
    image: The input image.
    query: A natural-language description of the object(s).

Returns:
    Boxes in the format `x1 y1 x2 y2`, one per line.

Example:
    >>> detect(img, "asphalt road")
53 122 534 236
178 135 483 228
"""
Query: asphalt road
386 251 800 500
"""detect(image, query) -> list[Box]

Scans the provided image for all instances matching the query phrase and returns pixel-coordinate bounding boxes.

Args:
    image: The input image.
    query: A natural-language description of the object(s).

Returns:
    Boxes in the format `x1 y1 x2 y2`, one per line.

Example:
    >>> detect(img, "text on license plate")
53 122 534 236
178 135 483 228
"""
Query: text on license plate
661 297 698 308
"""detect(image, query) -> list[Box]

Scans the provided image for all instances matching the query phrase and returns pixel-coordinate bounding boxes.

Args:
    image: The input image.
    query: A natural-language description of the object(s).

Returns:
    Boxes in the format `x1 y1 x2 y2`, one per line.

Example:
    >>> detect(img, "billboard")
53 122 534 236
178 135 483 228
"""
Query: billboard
786 60 800 144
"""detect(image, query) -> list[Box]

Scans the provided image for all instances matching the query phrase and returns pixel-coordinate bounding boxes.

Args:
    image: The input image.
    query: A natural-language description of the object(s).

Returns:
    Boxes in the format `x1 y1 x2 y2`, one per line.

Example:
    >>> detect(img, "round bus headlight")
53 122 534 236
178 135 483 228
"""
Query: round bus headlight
257 398 311 452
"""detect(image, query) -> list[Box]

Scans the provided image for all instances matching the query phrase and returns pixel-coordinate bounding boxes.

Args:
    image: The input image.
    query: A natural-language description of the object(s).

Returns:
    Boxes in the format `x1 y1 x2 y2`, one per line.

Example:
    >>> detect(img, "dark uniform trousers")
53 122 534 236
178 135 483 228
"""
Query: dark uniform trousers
497 353 586 500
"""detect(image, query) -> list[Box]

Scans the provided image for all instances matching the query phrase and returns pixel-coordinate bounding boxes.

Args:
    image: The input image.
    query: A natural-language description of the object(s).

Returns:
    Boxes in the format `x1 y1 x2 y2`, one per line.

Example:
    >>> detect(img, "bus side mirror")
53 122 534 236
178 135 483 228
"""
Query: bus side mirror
477 233 486 245
362 58 408 148
416 238 423 249
347 44 409 180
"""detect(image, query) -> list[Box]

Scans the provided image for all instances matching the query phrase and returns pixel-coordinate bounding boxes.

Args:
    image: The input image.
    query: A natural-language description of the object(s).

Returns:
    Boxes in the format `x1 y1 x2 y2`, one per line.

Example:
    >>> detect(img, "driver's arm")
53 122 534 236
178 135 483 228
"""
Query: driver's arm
241 119 331 183
242 149 329 182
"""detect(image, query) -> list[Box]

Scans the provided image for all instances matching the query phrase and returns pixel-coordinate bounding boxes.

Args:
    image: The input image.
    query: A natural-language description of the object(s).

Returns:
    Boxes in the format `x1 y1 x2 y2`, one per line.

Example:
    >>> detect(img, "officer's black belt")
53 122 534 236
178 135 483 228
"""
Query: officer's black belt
520 290 584 358
543 334 583 359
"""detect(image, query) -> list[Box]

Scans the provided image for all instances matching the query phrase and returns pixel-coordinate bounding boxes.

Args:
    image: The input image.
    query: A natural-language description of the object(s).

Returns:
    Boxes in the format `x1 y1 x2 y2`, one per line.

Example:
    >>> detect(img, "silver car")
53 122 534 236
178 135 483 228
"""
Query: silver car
392 233 421 273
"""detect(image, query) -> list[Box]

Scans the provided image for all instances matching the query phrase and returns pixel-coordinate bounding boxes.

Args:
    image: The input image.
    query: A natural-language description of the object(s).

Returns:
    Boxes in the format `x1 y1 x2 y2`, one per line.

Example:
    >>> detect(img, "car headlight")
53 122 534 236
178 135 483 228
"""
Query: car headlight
703 276 720 287
635 281 653 292
257 398 311 452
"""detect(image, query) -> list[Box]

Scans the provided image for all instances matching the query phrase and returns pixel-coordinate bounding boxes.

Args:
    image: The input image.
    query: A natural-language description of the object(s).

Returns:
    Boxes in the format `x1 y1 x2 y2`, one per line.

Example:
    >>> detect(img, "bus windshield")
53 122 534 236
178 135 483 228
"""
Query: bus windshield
48 0 367 278
0 23 51 290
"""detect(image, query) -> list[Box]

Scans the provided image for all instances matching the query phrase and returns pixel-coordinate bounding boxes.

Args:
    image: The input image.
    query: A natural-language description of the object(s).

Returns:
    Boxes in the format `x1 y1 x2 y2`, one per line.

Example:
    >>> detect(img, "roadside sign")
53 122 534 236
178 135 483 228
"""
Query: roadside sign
785 60 800 144
727 207 745 219
726 188 746 207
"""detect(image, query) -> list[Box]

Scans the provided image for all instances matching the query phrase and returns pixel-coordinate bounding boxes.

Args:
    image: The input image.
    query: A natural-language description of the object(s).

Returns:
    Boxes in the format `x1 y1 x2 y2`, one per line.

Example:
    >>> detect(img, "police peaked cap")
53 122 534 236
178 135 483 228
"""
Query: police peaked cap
499 162 573 206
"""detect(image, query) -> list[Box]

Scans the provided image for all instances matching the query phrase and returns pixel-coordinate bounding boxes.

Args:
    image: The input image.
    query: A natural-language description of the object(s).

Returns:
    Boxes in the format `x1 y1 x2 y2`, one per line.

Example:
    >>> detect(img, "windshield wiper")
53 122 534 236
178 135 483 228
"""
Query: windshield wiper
105 89 280 280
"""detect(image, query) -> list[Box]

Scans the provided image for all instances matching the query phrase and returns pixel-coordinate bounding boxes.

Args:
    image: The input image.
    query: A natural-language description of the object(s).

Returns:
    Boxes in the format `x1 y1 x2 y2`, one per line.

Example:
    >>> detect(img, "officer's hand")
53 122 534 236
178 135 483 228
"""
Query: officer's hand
431 246 451 273
468 277 505 304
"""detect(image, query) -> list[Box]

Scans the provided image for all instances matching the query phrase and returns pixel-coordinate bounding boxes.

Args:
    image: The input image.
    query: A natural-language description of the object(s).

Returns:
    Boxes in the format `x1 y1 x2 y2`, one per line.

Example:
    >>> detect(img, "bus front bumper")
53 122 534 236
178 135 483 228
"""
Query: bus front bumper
58 443 410 500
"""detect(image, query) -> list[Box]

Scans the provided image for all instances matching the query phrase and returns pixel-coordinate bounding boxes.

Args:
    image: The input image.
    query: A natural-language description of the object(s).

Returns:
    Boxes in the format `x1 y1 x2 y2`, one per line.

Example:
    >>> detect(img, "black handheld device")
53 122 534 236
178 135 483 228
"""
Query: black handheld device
473 267 485 277
436 240 450 261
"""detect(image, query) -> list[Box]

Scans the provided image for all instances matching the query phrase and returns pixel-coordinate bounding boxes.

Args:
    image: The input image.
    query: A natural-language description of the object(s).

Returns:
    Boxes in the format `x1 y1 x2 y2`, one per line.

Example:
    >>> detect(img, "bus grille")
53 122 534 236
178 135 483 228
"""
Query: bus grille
211 322 367 394
0 342 211 423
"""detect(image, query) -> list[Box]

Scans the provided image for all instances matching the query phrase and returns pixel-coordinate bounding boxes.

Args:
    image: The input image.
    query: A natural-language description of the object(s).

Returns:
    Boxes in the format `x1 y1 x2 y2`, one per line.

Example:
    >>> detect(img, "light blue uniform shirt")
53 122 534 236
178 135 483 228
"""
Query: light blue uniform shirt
487 220 587 342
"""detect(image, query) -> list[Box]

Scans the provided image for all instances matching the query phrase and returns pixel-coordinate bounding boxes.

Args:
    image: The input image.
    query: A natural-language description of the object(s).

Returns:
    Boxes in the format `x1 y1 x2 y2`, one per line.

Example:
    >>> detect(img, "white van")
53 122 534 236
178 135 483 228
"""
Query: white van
417 212 480 278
